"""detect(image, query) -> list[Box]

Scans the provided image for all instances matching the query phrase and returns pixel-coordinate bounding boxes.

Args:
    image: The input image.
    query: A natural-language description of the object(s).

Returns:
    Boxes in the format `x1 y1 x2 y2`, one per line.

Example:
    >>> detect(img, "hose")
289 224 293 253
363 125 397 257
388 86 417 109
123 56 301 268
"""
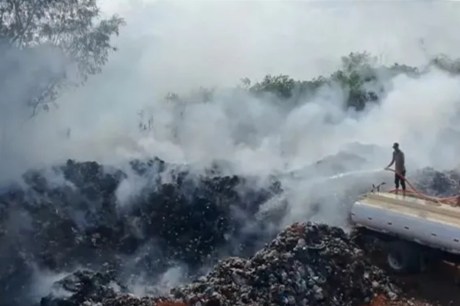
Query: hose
384 168 460 206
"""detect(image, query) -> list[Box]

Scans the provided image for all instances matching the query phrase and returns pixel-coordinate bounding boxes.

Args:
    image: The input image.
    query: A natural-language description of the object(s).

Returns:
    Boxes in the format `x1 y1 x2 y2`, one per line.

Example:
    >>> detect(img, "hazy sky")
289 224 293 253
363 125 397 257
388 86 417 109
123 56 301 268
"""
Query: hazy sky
1 0 460 234
97 0 460 93
2 0 460 182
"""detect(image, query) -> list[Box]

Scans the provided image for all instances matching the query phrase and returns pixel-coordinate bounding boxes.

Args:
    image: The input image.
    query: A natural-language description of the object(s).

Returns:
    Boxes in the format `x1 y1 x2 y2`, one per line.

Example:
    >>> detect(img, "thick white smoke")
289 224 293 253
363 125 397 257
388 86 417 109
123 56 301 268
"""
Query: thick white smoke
2 0 460 218
2 1 460 300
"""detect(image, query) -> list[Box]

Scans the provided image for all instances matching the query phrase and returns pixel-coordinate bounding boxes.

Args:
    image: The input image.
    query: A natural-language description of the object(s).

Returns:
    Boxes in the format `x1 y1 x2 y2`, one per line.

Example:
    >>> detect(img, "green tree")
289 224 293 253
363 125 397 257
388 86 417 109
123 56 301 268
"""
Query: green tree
0 0 125 115
341 52 376 74
331 52 380 111
250 74 296 99
387 63 419 77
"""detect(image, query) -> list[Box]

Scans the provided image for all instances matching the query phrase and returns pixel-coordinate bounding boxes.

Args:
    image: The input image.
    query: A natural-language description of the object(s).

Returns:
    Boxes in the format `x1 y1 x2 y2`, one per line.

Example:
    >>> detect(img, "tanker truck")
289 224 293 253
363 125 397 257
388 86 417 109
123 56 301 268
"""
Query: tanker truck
350 171 460 274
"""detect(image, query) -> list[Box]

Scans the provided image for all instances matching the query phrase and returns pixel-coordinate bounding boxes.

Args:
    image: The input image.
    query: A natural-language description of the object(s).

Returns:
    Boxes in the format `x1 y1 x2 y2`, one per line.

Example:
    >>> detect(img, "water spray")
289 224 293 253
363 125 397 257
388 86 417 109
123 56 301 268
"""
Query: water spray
324 168 384 181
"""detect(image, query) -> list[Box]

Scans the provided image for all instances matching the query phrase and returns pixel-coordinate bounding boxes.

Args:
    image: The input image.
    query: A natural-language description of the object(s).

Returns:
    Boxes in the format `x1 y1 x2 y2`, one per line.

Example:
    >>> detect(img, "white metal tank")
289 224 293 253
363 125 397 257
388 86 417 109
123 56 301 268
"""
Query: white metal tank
350 192 460 255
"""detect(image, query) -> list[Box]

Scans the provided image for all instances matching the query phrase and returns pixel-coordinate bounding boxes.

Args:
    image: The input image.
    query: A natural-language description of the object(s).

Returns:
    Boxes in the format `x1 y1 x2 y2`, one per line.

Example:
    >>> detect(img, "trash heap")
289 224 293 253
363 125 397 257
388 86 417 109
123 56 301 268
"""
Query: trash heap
413 167 460 197
0 158 283 306
97 222 397 306
40 270 125 306
1 155 455 306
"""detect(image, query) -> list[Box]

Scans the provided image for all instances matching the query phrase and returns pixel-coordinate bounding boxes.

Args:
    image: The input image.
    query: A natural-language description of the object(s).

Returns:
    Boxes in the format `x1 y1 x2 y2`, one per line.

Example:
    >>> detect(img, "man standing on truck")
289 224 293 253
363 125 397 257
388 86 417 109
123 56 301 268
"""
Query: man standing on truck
385 142 406 193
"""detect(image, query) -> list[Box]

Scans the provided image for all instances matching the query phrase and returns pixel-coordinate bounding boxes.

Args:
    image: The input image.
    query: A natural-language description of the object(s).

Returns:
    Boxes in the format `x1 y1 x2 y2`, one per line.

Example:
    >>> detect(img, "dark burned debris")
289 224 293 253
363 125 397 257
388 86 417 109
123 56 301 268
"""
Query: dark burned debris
413 167 460 197
170 222 397 306
40 270 123 306
0 158 281 306
43 222 398 306
0 158 456 305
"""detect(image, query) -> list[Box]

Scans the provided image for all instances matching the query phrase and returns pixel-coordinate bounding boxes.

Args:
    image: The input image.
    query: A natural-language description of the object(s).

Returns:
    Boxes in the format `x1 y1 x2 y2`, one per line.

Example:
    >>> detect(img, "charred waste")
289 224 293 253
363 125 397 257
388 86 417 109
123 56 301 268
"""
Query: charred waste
0 157 457 305
0 158 282 305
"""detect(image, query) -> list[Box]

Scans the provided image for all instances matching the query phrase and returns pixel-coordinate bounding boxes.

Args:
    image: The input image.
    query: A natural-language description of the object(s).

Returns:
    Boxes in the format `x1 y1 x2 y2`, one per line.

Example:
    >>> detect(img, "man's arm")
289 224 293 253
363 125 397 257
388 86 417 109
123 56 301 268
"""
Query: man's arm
385 153 395 169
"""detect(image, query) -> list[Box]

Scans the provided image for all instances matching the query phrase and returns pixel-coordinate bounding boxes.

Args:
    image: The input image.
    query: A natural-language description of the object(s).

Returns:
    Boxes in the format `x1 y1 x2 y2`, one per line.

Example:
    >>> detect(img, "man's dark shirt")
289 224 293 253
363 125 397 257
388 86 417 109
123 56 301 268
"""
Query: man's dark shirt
393 149 405 173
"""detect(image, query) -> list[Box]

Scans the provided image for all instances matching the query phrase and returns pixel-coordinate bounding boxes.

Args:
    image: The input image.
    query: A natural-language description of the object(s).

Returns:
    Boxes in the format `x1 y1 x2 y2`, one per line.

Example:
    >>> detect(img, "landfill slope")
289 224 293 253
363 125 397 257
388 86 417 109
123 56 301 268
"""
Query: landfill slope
0 158 283 306
1 156 459 305
42 222 398 306
169 222 397 306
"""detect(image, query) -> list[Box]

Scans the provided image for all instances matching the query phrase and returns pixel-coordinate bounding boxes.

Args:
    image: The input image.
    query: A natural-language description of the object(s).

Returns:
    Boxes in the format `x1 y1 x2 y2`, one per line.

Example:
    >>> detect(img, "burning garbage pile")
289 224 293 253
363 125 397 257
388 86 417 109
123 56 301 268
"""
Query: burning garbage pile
0 158 283 306
0 154 456 306
168 222 398 306
413 167 460 197
42 222 399 306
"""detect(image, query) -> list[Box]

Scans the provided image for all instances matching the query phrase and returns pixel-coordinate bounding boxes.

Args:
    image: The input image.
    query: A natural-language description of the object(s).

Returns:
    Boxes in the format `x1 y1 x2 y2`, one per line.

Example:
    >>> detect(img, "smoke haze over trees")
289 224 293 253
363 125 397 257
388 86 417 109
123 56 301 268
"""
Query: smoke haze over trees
2 0 460 180
2 1 460 305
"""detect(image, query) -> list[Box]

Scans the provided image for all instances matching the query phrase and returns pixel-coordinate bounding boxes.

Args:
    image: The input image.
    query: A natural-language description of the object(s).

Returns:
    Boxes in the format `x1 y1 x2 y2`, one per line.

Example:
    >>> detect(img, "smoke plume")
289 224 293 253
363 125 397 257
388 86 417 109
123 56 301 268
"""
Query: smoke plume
2 1 460 303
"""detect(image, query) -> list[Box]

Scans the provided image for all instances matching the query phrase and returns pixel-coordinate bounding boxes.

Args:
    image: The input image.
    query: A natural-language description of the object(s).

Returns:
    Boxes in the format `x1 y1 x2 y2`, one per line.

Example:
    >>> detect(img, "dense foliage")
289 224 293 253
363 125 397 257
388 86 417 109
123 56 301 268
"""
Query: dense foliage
156 52 460 115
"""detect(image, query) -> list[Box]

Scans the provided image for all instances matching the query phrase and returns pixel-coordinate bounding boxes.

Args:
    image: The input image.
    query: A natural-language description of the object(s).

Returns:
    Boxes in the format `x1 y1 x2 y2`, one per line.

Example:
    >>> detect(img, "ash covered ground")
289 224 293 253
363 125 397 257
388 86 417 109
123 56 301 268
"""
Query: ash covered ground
0 153 459 306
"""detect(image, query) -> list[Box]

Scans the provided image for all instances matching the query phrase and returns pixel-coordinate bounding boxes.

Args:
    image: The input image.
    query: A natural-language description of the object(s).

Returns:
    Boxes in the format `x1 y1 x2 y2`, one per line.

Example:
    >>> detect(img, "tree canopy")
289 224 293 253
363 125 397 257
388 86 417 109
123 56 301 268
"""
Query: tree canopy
0 0 124 115
157 51 460 116
244 52 460 111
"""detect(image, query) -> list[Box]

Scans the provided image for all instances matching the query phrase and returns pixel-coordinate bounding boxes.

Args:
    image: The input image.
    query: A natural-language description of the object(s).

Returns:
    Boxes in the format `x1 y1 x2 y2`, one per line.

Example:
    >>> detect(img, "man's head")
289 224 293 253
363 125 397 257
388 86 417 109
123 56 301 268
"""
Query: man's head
392 142 399 151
